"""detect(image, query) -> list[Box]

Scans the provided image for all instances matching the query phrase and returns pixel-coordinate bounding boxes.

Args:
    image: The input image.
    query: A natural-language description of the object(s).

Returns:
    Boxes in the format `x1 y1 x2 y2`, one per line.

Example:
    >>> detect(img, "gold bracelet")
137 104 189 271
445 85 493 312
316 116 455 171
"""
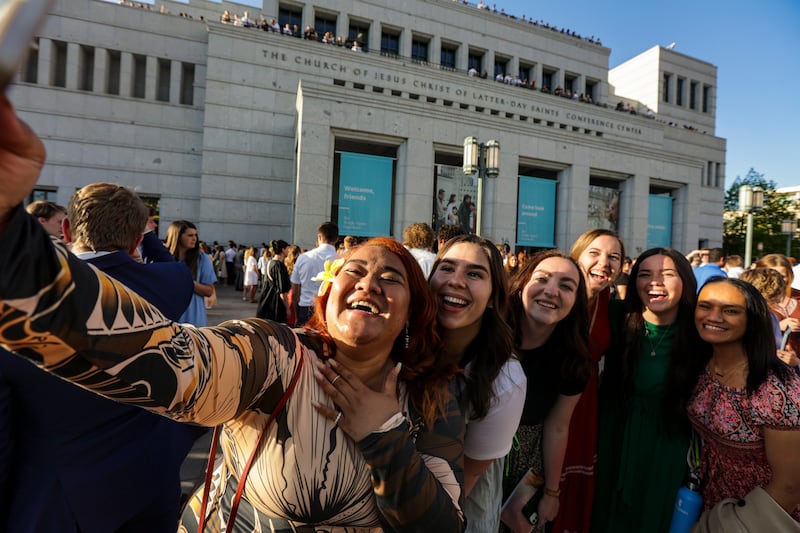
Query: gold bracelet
543 486 561 498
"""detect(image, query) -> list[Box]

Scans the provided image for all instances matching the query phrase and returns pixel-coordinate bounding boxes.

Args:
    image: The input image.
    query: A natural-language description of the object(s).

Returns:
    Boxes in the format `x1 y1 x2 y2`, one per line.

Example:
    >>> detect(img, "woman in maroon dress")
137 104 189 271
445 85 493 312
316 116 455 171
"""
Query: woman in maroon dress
554 229 624 533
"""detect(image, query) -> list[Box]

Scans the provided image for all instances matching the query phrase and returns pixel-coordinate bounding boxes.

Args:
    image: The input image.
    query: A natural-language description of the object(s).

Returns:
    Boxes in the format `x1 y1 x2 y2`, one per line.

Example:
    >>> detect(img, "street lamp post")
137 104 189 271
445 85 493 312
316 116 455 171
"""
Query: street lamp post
739 184 764 268
463 137 500 236
781 219 798 257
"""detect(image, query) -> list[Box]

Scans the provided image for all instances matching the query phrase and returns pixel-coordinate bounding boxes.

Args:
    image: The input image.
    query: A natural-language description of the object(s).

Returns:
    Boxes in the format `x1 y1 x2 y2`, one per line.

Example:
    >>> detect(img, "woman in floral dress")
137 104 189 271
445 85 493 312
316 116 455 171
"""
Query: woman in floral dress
689 278 800 520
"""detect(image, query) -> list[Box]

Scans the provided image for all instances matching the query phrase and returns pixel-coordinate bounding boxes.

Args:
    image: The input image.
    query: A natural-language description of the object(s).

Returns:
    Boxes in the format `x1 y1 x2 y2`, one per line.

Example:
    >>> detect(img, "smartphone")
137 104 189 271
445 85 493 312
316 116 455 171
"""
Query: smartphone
781 327 792 351
522 488 544 526
0 0 56 90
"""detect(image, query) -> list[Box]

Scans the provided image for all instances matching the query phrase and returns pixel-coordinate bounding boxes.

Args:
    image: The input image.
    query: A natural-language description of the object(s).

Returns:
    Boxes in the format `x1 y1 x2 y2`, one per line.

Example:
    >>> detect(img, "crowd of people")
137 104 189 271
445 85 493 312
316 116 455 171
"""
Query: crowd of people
2 94 800 532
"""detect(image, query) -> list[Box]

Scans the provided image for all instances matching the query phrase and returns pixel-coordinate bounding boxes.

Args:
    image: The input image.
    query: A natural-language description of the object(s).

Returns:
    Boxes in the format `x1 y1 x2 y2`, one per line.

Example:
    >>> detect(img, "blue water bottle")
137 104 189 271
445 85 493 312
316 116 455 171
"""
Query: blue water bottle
668 474 703 533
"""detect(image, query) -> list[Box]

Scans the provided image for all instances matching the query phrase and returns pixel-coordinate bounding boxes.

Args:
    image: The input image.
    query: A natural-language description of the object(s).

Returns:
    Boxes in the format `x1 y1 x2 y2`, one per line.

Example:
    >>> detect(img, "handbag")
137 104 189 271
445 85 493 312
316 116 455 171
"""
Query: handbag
196 346 304 532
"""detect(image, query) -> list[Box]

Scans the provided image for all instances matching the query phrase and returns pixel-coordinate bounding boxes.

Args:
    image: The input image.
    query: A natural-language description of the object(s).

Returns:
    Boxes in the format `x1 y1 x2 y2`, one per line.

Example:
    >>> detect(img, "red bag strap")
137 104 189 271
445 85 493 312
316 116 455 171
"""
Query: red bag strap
197 347 305 532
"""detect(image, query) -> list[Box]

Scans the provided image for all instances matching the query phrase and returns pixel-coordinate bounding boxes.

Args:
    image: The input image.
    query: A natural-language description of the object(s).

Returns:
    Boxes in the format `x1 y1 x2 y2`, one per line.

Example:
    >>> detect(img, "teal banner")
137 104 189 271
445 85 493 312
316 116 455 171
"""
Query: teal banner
517 176 556 248
338 152 393 236
647 195 673 248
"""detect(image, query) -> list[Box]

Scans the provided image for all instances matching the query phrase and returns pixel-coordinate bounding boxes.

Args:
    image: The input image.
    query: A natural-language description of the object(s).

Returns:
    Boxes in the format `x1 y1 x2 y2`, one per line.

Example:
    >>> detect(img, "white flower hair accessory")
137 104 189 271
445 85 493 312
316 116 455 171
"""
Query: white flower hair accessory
312 257 345 297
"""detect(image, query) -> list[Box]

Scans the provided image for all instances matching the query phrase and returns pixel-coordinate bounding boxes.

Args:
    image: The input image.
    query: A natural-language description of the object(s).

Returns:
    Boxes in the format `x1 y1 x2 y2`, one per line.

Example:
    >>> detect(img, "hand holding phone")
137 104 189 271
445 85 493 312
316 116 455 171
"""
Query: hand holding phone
0 0 56 90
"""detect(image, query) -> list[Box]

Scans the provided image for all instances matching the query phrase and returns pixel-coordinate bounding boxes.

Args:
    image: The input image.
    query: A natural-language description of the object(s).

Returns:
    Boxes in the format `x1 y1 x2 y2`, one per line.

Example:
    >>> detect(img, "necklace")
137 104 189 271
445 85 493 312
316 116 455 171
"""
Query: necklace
711 359 748 379
643 322 674 357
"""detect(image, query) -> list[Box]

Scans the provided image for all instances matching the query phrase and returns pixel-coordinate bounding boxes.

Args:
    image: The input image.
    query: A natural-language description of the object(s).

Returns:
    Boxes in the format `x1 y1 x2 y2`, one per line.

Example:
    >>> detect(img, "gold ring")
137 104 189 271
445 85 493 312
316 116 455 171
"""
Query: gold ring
330 374 342 386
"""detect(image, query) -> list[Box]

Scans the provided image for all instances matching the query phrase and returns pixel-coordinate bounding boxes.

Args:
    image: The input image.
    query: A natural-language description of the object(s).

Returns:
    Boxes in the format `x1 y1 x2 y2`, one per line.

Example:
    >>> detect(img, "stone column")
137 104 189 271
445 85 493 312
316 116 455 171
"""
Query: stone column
120 52 133 97
170 59 182 104
145 55 157 100
93 47 107 93
65 42 79 90
37 38 51 86
554 163 589 249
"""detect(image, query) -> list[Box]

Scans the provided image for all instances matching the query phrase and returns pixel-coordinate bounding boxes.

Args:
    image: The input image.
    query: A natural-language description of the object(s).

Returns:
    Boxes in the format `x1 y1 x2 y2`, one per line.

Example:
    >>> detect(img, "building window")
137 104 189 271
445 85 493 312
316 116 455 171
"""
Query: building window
106 50 120 95
348 21 370 52
156 58 170 102
715 162 722 188
411 38 429 63
676 77 685 106
541 69 554 91
381 31 400 56
564 73 577 93
28 188 57 203
440 44 457 69
132 54 146 98
702 84 711 113
706 161 713 186
21 39 39 83
79 45 94 91
51 40 67 88
518 63 532 85
138 195 161 233
585 79 597 101
690 81 698 110
180 62 194 105
663 72 672 103
314 12 337 37
494 56 508 77
278 4 302 29
468 51 483 75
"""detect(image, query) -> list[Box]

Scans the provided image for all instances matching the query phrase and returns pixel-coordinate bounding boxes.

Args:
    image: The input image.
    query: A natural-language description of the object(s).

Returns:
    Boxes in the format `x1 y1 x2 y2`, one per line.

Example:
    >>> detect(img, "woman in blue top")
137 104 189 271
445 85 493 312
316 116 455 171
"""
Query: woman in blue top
166 219 217 326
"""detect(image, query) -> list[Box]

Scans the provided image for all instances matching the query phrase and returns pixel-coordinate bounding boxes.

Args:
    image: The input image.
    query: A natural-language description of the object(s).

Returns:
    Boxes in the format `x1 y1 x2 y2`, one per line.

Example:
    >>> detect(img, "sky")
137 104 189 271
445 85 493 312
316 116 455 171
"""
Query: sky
497 0 800 190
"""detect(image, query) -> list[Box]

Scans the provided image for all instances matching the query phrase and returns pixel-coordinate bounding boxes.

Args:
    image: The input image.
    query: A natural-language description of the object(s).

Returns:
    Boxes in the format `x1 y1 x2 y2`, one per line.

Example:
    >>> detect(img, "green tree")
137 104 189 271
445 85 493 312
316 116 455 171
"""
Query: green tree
723 168 796 262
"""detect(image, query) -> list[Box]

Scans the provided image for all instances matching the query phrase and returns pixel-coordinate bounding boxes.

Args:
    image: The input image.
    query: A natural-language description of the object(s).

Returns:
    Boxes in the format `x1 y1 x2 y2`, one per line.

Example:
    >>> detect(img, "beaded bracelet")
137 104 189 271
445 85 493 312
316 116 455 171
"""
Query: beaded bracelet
543 486 561 498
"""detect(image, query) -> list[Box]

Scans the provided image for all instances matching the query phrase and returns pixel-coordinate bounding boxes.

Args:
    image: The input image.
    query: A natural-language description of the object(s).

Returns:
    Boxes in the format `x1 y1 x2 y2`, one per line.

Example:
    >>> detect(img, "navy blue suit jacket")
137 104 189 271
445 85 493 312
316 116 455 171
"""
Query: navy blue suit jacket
0 232 203 532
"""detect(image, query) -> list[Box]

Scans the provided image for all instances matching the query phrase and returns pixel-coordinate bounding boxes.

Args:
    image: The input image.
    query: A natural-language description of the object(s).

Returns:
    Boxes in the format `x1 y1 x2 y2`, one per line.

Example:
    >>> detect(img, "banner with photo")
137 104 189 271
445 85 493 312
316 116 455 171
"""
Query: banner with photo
338 152 393 236
517 176 556 248
647 194 673 248
433 165 478 234
588 184 620 232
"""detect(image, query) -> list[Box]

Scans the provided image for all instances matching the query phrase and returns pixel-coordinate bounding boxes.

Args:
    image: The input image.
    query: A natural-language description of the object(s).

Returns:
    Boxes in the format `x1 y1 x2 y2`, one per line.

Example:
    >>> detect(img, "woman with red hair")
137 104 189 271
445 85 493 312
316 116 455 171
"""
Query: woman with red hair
0 199 464 533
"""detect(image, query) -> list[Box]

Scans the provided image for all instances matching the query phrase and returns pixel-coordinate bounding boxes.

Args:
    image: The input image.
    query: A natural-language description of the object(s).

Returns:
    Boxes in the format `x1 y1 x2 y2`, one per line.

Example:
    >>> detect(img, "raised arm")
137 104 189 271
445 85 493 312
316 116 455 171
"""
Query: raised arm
357 382 465 531
139 230 174 263
764 426 800 513
0 206 291 428
0 95 46 232
538 393 582 525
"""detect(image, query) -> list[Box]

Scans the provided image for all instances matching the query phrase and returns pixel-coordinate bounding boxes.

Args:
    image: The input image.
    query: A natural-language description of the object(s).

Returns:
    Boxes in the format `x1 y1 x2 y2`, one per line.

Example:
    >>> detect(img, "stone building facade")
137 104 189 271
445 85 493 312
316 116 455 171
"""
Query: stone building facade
10 0 725 252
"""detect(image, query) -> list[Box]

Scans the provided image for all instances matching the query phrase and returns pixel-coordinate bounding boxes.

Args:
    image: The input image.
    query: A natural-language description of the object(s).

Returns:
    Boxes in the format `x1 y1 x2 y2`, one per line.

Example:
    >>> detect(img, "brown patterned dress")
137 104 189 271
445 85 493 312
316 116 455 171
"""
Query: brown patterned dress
0 207 465 532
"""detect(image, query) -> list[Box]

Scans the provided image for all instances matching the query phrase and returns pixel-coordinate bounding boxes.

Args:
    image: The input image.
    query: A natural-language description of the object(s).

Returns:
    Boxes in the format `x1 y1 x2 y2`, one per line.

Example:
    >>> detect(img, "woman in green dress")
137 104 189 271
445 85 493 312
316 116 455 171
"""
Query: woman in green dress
592 248 705 532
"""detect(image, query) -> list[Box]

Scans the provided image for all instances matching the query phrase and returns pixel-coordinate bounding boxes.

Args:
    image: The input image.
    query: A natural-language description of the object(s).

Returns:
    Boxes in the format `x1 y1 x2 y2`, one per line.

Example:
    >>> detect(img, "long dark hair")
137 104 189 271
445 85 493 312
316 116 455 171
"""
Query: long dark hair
430 234 514 420
306 237 455 427
608 248 703 431
165 220 199 278
507 250 592 383
270 239 289 257
700 278 790 392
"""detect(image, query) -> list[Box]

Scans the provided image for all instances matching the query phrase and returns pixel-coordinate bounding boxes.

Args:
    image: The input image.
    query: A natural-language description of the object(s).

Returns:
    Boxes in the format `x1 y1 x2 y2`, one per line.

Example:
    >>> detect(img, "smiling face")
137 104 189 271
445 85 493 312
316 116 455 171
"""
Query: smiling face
521 257 580 328
695 282 747 346
577 234 622 297
430 242 493 340
636 254 684 324
325 245 410 356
